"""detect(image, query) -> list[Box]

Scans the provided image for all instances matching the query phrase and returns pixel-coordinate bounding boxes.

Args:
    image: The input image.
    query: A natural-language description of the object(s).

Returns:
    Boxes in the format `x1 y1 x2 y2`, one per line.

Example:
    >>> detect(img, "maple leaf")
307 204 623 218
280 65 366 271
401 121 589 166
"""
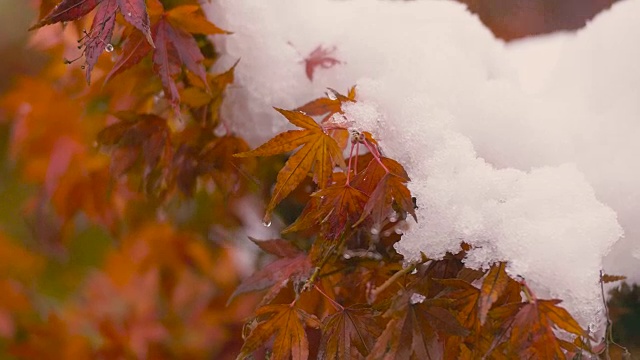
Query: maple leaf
368 292 468 360
228 238 312 306
165 5 230 35
235 108 346 224
295 87 356 123
118 0 154 46
96 113 171 185
172 134 255 196
237 304 320 360
352 157 416 227
182 61 238 127
199 135 256 195
103 29 154 84
437 279 480 330
104 4 224 107
28 0 156 84
30 0 154 50
83 0 118 84
601 273 627 284
37 0 61 21
29 0 102 30
152 18 205 110
304 45 342 81
478 262 509 325
284 183 368 241
171 144 199 196
318 305 382 359
489 298 588 358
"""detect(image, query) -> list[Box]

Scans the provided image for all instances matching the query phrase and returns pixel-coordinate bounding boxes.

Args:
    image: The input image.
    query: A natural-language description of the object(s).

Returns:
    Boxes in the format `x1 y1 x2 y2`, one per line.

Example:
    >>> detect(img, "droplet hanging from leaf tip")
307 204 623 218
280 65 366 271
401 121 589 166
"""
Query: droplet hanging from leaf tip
105 44 114 53
262 215 272 227
370 226 380 235
326 90 337 101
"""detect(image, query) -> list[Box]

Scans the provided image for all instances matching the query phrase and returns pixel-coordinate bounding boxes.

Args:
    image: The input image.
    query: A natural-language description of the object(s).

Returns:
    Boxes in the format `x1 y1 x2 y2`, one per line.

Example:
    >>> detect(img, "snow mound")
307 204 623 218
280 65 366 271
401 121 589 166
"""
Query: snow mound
205 0 640 331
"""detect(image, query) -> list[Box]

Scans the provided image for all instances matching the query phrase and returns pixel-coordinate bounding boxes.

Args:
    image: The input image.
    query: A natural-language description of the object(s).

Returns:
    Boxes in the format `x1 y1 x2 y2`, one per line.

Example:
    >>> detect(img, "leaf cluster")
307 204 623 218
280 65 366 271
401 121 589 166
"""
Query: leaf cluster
231 90 595 359
0 1 619 359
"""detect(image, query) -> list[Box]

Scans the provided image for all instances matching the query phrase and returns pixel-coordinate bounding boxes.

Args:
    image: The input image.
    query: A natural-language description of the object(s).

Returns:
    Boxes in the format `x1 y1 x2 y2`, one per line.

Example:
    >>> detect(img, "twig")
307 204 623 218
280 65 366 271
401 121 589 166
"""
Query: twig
368 262 418 304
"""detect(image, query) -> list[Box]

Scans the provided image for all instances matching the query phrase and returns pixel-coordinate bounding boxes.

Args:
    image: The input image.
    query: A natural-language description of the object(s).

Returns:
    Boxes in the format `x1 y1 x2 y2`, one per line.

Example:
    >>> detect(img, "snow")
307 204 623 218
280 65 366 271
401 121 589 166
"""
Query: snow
204 0 640 331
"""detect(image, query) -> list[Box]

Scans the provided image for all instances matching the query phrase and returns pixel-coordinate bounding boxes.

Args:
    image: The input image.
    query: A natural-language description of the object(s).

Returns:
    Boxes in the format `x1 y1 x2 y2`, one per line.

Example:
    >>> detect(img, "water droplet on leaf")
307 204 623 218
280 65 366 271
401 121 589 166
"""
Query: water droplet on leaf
410 293 426 304
326 90 337 100
105 44 114 52
214 124 227 137
262 219 271 227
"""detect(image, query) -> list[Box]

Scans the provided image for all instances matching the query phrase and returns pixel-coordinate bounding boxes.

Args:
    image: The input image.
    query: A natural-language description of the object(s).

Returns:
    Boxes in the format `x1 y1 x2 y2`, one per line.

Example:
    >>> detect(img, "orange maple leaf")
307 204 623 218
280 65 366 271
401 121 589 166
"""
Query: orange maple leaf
235 108 346 224
352 157 416 228
318 305 382 359
295 86 356 123
478 262 510 325
368 292 468 360
488 296 588 358
237 304 320 360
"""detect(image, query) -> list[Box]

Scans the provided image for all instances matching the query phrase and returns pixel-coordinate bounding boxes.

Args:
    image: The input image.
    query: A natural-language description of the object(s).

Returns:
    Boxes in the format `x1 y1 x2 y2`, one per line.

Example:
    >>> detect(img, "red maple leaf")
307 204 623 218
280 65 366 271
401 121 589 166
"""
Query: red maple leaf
105 5 220 110
29 0 154 84
228 238 312 306
304 45 342 81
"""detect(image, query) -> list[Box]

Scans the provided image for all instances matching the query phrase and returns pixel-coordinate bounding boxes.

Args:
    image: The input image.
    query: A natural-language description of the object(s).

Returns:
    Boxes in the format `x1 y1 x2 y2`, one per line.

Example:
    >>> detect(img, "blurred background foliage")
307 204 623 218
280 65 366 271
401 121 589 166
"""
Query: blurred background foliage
0 0 637 358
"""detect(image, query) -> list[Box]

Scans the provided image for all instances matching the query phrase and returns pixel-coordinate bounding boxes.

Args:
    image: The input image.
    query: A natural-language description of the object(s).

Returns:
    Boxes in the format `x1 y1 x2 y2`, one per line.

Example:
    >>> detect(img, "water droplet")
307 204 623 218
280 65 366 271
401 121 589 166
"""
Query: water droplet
298 111 307 115
370 226 379 235
105 44 114 52
80 65 85 69
326 90 337 101
262 220 272 227
410 293 426 305
214 124 226 137
127 12 132 16
394 227 403 235
389 215 398 223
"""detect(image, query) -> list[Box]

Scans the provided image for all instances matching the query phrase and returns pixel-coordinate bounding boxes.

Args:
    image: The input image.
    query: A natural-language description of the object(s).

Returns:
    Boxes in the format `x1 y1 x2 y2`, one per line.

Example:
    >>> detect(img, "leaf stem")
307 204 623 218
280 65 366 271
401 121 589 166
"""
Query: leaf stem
363 139 389 173
519 278 537 303
368 262 418 304
354 141 360 174
314 284 344 311
346 141 356 184
302 243 339 292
